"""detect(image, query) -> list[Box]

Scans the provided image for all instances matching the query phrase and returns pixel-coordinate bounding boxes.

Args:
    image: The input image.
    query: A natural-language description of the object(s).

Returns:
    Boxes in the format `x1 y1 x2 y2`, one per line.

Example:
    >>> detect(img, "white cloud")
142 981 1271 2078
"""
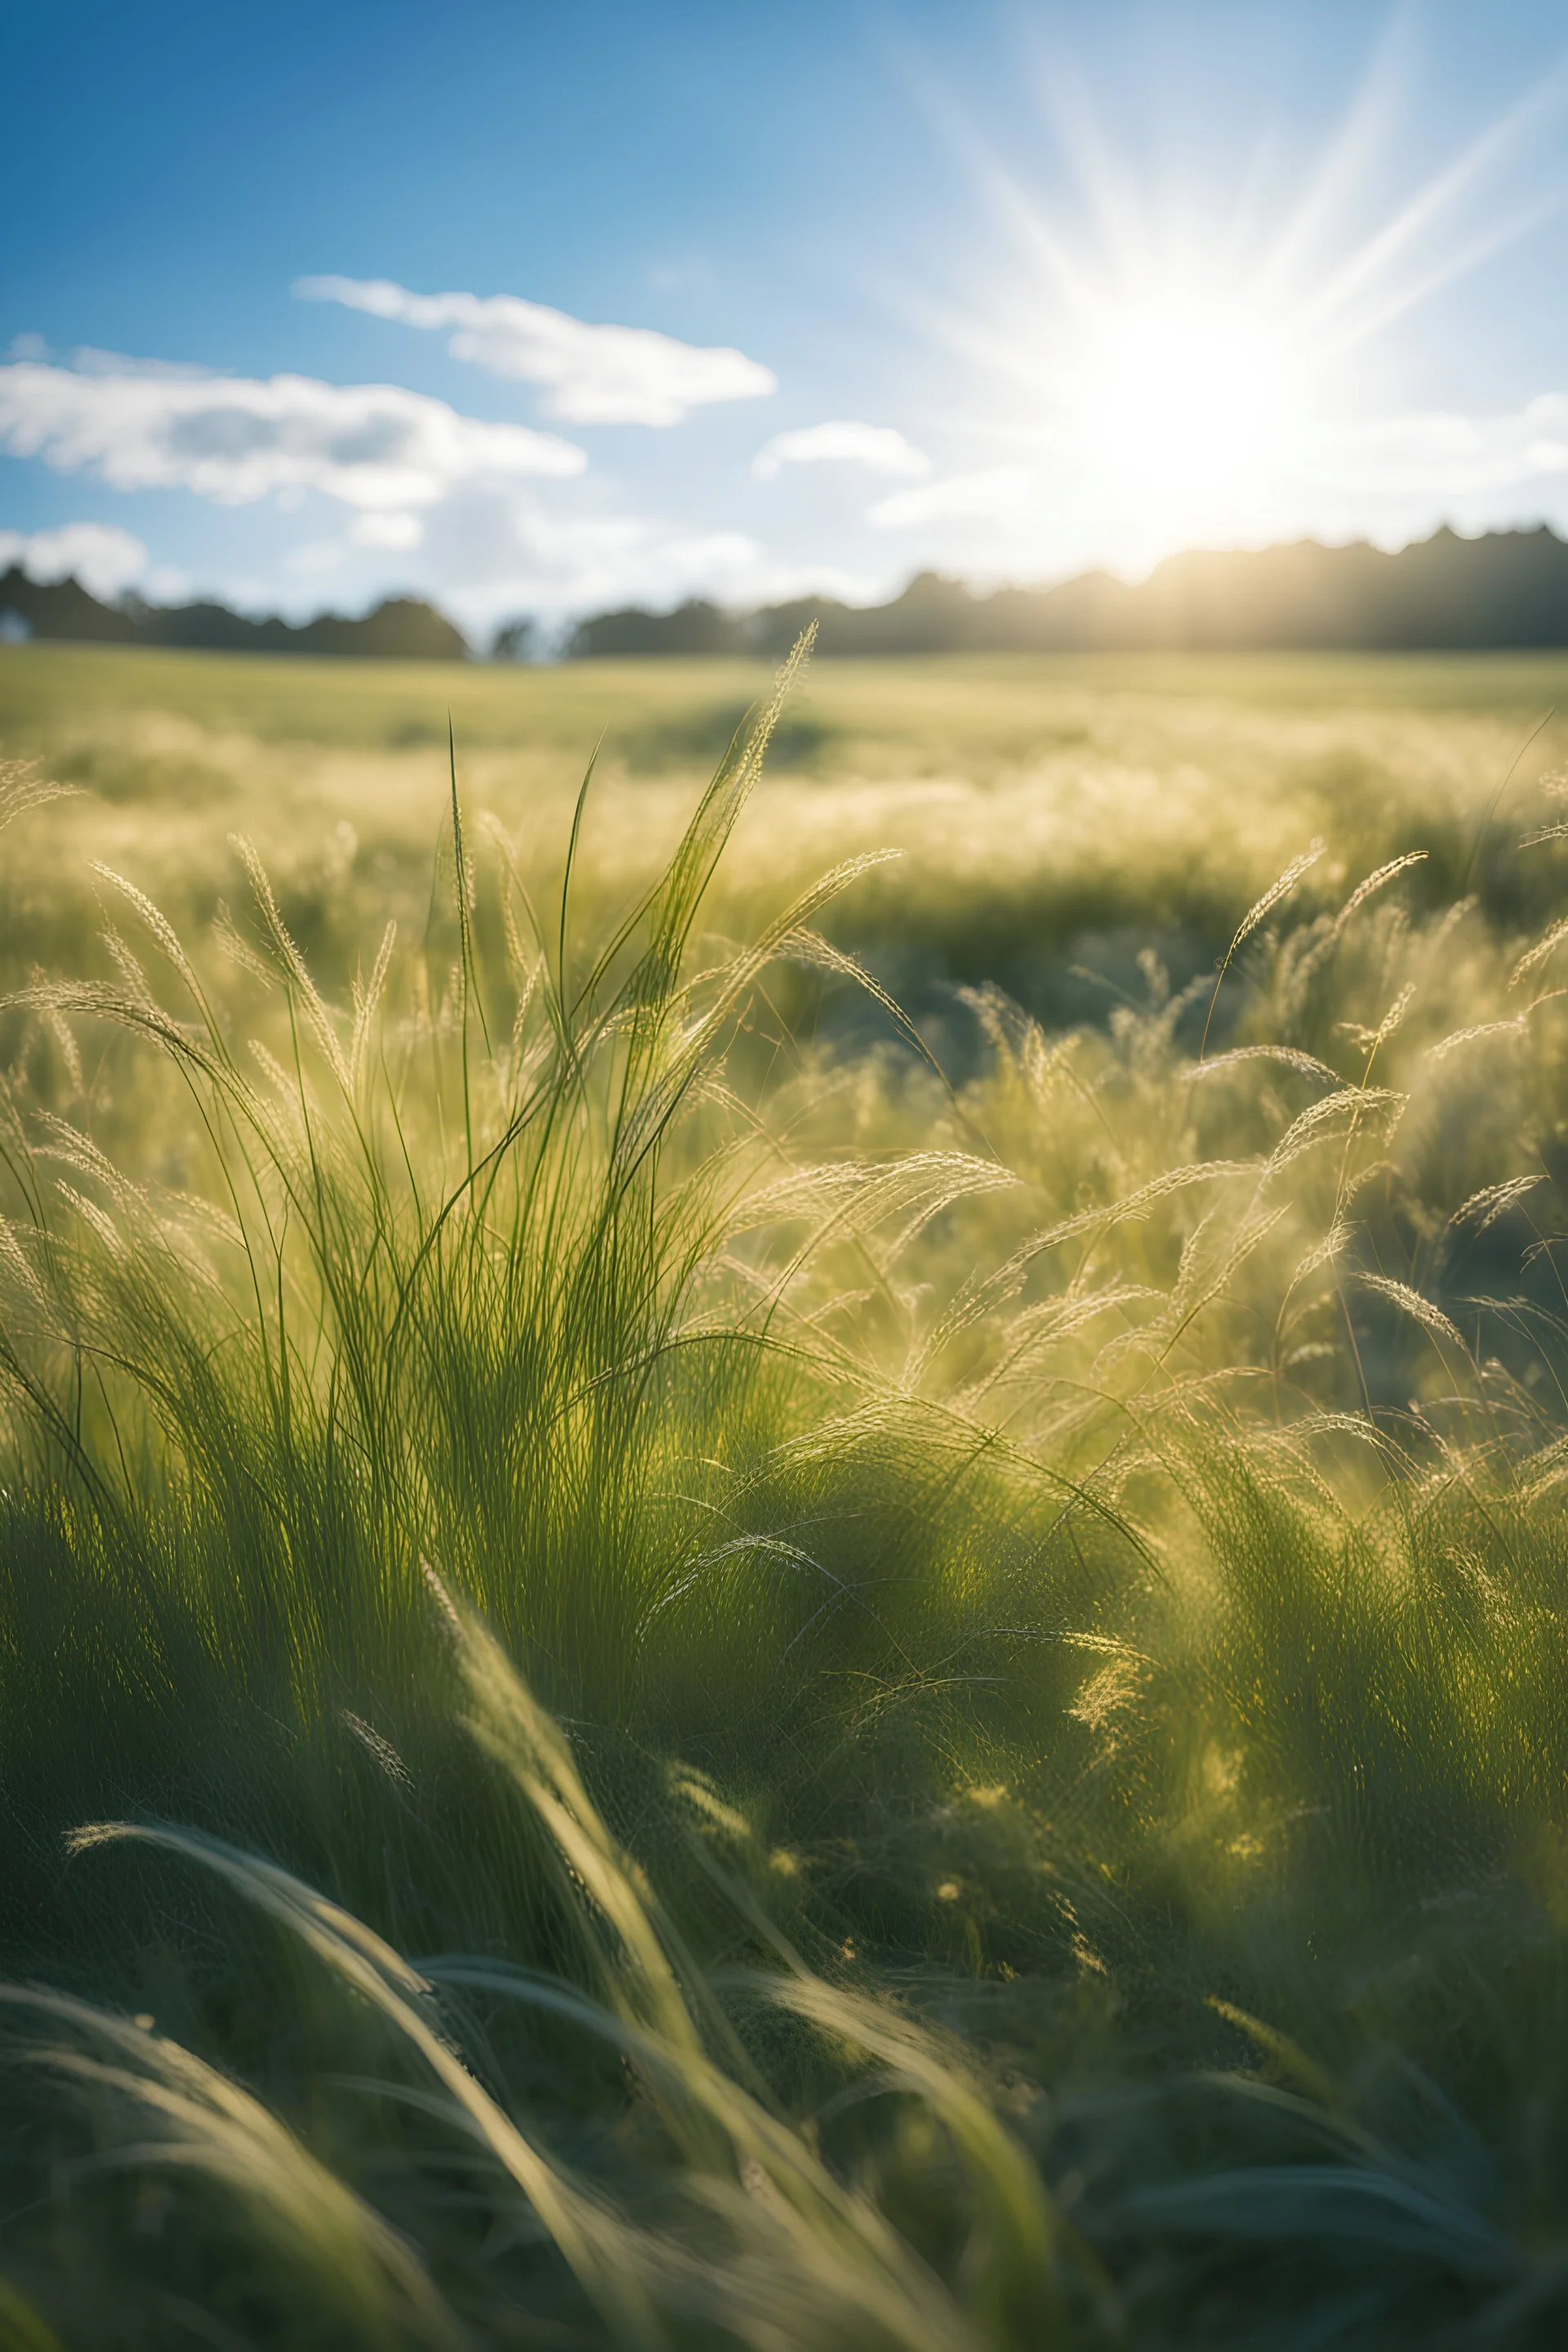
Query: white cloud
350 510 424 550
296 275 776 427
0 359 585 514
1319 394 1568 499
285 481 880 632
0 520 148 599
284 540 349 577
751 421 929 482
421 495 782 619
866 467 1036 529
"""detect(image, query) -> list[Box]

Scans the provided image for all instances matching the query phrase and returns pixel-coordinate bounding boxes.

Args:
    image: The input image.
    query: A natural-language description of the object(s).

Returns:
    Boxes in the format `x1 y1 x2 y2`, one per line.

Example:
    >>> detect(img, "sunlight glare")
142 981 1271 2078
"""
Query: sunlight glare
1066 285 1308 544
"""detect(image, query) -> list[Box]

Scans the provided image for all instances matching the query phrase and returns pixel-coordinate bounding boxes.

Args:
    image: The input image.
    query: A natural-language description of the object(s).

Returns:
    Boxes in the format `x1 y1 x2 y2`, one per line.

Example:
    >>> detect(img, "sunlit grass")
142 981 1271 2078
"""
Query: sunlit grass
6 642 1568 2341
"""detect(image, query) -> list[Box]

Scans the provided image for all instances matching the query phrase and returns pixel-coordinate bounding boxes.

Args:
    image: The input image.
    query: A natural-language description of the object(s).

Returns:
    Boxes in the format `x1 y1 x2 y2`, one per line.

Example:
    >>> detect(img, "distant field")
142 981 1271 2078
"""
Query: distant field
11 638 1568 2345
4 639 1567 1032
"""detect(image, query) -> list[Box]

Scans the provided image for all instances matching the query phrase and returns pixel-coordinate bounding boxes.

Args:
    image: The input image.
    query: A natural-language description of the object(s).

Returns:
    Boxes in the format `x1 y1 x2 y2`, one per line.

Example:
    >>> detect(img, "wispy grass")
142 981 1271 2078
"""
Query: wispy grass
7 649 1568 2341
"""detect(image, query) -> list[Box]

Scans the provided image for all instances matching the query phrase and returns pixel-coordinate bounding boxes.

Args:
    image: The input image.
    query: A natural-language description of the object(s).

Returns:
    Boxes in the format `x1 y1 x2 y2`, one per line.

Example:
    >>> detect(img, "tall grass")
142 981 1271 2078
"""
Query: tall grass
7 647 1568 2341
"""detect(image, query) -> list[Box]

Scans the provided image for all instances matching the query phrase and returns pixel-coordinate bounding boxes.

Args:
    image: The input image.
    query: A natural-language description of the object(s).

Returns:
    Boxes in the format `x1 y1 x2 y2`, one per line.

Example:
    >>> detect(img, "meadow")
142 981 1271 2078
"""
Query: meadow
4 635 1568 2345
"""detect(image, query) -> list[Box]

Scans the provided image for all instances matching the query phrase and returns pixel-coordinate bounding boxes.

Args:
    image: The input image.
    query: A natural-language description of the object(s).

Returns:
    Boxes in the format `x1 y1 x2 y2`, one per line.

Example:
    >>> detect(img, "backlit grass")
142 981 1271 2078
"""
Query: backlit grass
4 641 1568 2343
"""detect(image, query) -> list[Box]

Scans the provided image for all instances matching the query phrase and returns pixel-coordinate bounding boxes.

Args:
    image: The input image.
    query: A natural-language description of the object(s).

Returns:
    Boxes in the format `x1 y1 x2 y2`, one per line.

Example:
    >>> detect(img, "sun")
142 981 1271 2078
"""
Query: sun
929 34 1561 579
1063 283 1310 549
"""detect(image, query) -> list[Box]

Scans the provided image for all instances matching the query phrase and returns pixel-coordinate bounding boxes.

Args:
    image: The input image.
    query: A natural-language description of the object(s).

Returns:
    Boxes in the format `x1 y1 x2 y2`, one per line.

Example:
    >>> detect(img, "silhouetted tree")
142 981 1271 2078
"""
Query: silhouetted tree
0 568 138 644
562 530 1568 660
490 617 540 663
11 529 1568 666
0 573 469 660
568 599 746 657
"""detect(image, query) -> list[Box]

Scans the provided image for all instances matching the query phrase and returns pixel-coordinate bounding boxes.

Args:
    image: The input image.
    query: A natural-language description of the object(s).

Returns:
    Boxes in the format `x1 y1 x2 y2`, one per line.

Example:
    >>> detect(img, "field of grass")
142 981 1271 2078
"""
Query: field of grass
5 637 1568 2345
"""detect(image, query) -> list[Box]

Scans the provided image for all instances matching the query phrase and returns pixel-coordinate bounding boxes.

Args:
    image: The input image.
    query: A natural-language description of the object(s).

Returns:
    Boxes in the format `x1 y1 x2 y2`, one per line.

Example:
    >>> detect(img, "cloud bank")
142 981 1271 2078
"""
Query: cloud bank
0 359 586 516
296 277 777 426
429 505 778 621
0 345 856 629
751 421 929 481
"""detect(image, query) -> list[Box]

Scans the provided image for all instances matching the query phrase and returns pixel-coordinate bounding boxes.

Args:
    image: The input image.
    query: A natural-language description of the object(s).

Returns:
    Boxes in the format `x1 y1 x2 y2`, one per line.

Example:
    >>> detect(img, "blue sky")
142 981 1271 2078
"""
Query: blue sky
4 0 1568 639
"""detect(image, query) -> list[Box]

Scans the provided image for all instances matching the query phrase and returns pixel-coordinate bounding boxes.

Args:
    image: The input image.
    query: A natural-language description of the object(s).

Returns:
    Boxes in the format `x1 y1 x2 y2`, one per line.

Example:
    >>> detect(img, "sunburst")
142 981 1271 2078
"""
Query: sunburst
905 31 1566 568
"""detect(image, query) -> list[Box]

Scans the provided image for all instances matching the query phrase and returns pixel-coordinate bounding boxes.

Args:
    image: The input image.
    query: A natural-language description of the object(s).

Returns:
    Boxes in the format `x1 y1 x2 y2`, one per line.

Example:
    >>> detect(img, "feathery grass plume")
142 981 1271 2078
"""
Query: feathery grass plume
1191 1043 1343 1086
230 832 353 1092
350 919 399 1088
1511 910 1568 990
1331 850 1428 935
1199 840 1323 1062
1446 1175 1545 1240
1356 1272 1468 1356
1345 979 1417 1069
1263 1085 1402 1177
89 863 209 1017
0 757 78 840
1427 1013 1532 1059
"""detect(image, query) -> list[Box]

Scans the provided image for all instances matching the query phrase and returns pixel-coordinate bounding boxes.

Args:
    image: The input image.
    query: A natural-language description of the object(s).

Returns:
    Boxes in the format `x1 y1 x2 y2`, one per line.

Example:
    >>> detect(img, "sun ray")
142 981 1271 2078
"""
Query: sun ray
1316 194 1568 361
888 20 1568 573
1257 12 1414 295
1301 68 1568 341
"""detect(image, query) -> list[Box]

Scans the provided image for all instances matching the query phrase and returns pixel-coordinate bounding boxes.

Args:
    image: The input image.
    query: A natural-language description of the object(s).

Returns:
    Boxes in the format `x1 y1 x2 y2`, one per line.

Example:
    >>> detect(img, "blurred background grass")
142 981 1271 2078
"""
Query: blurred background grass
6 642 1566 1033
